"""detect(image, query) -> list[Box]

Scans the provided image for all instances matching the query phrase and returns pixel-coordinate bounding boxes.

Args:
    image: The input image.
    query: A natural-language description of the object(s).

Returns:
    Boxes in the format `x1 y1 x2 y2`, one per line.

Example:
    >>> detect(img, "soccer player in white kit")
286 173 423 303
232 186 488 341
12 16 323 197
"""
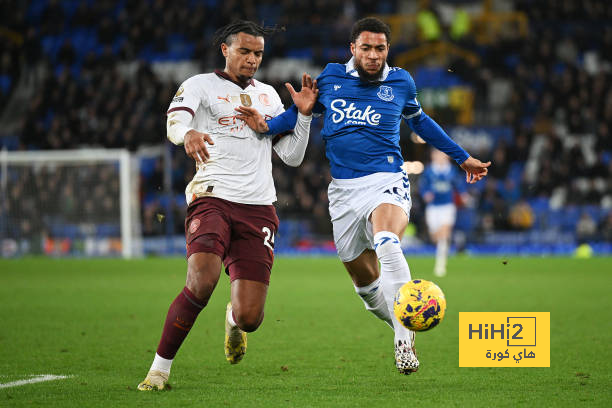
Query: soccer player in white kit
420 149 469 277
237 18 490 375
138 21 318 391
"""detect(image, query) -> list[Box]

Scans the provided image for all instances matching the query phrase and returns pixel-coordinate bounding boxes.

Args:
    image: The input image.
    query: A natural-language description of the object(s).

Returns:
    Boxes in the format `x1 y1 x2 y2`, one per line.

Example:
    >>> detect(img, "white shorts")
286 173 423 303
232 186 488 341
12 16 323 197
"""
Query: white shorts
328 172 411 262
425 203 456 234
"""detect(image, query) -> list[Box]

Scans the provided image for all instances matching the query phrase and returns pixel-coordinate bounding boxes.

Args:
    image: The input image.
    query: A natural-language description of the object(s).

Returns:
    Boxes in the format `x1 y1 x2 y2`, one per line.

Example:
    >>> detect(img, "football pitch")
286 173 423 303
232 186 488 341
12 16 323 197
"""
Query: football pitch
1 256 610 407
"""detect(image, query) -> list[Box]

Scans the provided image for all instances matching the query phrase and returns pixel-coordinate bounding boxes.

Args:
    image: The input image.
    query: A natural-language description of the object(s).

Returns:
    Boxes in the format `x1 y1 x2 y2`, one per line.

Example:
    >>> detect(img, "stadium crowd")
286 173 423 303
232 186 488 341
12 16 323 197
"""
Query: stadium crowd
3 162 121 255
1 0 611 248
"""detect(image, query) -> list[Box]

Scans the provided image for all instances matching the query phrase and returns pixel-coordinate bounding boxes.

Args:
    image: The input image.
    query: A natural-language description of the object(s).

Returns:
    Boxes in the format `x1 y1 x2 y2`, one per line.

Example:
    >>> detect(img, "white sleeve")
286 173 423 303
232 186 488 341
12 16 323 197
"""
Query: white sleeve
166 110 194 145
166 76 208 145
273 113 312 167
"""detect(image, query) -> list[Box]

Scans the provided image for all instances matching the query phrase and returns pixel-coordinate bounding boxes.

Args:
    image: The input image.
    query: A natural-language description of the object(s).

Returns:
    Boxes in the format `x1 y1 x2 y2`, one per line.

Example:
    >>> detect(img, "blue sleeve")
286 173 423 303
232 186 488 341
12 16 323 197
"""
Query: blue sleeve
402 72 422 119
265 65 330 135
405 112 470 165
265 104 298 135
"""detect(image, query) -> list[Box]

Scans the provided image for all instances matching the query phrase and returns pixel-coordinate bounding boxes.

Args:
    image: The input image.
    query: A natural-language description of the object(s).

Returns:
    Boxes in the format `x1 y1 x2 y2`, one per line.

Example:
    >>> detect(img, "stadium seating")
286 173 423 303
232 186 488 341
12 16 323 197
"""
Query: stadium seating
0 0 610 254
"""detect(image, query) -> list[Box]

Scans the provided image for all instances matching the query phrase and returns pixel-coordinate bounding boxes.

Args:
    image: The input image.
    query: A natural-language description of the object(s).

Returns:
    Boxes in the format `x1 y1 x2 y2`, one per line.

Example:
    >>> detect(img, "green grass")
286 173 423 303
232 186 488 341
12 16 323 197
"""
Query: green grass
0 256 611 407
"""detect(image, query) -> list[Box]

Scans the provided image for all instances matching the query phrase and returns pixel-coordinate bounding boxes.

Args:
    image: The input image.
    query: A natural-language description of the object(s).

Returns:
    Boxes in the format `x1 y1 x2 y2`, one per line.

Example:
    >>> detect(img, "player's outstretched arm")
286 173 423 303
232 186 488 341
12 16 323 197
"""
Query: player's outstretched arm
233 73 317 167
235 73 318 134
184 129 214 163
460 156 491 184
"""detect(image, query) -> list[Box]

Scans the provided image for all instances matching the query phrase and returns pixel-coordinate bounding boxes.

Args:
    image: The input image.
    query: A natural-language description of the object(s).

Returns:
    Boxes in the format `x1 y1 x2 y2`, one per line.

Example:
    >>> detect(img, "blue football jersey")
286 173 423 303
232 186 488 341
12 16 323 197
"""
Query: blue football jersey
314 58 422 179
419 164 466 206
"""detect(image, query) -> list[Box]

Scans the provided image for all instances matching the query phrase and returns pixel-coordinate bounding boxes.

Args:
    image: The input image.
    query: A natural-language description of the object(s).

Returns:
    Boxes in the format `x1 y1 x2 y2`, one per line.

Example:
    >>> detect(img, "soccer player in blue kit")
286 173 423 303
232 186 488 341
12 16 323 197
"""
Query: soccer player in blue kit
236 17 490 374
420 149 470 277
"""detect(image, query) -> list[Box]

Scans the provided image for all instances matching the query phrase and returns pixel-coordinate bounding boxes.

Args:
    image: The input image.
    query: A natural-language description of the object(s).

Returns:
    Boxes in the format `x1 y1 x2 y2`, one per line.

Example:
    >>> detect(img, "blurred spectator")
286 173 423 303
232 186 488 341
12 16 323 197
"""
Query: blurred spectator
40 0 64 35
479 180 509 230
600 211 612 242
488 144 509 180
576 212 597 243
417 6 442 42
508 200 534 231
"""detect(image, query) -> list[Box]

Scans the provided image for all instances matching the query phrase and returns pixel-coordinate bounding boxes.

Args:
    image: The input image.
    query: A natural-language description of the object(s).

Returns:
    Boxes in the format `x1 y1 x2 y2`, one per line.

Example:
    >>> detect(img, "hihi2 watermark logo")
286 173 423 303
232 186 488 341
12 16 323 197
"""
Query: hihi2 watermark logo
459 312 550 367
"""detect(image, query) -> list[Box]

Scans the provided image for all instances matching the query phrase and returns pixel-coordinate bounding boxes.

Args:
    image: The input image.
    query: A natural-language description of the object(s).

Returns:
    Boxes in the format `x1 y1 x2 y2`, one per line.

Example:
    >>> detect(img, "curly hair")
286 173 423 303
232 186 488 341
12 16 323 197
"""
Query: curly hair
212 20 284 49
350 17 391 43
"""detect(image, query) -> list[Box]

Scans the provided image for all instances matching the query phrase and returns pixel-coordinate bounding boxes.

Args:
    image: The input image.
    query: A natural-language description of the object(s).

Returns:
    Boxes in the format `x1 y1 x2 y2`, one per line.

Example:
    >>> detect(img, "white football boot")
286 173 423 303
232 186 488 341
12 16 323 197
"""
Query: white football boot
224 302 247 364
395 332 419 374
137 370 170 391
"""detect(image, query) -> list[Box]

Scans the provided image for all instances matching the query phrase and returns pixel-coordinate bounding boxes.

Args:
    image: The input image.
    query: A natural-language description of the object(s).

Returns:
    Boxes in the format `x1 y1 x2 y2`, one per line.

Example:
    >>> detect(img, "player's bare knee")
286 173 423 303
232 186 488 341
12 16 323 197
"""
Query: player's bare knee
233 309 264 332
185 278 215 304
344 250 379 287
186 256 221 302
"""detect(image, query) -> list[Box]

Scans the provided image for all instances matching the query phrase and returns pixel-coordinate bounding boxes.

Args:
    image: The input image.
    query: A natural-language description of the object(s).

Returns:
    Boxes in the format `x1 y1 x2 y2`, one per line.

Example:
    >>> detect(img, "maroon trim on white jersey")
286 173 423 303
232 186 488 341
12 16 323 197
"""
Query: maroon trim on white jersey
214 69 254 90
167 106 195 117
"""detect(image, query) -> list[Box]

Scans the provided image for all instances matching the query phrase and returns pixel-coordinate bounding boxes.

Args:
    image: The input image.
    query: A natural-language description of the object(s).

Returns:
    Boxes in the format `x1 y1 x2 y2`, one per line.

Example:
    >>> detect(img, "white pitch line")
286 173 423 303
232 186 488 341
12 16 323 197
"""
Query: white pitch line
0 375 71 389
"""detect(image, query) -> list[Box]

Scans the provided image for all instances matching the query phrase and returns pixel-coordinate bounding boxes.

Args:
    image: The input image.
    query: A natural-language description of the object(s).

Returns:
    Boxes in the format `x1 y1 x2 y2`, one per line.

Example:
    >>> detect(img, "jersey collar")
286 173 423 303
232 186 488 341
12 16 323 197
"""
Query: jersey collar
345 57 390 82
214 69 255 89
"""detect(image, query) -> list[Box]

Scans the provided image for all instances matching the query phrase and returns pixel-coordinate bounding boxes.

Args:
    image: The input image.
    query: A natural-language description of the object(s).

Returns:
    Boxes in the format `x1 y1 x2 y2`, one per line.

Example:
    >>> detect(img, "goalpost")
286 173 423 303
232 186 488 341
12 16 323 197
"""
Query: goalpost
0 148 142 258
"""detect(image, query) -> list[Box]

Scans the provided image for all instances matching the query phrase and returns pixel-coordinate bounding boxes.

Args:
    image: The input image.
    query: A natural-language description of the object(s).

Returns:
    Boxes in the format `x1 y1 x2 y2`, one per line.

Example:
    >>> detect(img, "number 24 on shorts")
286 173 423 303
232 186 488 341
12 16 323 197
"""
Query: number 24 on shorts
262 227 275 251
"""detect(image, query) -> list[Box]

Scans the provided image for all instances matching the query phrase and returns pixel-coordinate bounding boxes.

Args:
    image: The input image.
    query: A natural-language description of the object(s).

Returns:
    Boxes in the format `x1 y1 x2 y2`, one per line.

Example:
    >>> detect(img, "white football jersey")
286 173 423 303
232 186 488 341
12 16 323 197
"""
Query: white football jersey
167 71 285 205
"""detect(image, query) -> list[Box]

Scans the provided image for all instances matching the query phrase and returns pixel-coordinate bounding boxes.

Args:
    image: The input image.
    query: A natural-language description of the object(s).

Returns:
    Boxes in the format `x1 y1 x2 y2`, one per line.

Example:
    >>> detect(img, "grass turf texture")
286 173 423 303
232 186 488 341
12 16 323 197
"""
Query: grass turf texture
0 257 610 407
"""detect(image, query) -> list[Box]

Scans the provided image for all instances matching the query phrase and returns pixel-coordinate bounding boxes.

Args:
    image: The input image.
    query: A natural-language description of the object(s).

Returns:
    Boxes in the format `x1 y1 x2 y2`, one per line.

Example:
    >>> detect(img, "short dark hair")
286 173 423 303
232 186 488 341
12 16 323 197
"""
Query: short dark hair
350 17 391 43
212 20 284 49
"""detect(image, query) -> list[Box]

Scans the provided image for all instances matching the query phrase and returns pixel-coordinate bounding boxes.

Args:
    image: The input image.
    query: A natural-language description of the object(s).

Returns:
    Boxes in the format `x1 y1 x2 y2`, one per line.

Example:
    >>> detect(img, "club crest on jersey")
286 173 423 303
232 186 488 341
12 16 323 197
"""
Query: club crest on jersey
377 85 394 101
240 94 252 107
173 86 185 102
259 93 271 106
189 218 200 234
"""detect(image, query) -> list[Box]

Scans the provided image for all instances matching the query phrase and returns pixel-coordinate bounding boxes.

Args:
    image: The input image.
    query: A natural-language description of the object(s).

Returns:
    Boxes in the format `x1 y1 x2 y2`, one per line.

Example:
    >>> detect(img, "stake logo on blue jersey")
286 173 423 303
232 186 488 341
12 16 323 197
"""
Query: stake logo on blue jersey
330 99 381 126
313 58 422 179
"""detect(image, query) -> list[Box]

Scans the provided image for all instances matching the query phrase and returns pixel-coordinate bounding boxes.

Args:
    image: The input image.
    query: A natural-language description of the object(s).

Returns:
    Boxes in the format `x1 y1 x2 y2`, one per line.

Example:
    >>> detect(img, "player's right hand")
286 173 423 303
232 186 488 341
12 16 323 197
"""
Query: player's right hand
235 106 269 133
184 129 214 163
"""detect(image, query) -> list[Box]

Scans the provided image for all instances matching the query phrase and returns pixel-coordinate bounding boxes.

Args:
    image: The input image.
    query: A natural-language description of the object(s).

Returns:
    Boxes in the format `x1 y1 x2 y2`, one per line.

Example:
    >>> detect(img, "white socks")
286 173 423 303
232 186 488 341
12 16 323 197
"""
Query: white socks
354 277 393 328
373 231 415 345
227 305 237 327
434 238 449 277
151 353 173 374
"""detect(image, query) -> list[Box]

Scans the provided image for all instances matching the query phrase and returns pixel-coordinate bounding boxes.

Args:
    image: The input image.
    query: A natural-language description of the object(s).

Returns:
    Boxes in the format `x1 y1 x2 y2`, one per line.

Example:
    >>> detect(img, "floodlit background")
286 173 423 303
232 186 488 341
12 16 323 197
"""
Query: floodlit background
1 0 611 257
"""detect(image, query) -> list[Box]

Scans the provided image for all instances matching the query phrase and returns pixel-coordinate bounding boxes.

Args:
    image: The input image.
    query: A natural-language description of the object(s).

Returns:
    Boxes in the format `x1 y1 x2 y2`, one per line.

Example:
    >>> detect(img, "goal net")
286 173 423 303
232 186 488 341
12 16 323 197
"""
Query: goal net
0 149 141 258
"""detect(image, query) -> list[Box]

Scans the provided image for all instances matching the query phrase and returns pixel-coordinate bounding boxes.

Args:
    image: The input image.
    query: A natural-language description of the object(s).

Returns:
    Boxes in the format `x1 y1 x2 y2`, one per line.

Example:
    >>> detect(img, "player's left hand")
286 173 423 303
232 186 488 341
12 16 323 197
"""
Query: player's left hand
460 156 491 184
235 106 269 133
287 73 318 116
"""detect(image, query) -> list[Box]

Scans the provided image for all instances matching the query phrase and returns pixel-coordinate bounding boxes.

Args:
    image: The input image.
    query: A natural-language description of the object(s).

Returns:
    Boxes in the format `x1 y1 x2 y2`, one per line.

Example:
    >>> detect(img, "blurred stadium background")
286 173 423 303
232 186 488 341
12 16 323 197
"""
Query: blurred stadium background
1 0 611 258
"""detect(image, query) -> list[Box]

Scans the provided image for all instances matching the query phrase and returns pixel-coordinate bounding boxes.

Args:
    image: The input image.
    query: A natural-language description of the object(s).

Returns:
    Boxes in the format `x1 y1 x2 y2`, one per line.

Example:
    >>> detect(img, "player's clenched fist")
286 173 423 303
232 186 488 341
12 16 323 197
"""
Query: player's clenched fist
184 130 214 163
